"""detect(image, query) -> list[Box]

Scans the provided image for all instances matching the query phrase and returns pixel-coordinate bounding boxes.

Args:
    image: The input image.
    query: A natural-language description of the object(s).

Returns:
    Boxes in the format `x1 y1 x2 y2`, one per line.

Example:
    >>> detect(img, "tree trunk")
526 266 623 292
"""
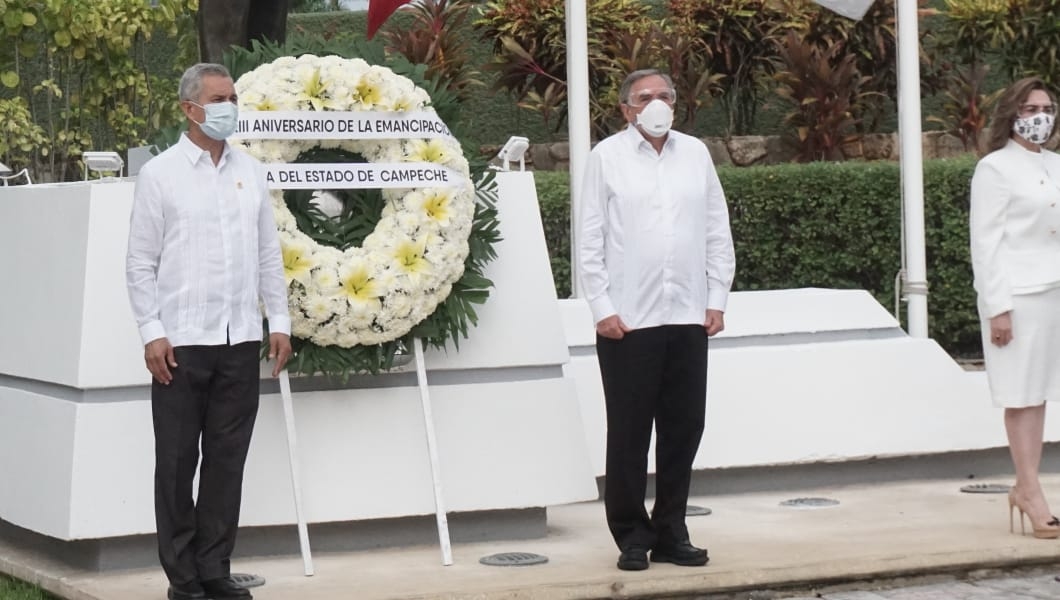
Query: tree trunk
198 0 290 65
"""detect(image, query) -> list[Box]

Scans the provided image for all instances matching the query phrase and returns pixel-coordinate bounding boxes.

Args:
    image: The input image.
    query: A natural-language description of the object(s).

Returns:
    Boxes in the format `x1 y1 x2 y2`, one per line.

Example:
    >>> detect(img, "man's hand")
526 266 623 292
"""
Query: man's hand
269 332 293 377
989 311 1013 347
704 309 725 336
596 314 632 340
145 338 177 385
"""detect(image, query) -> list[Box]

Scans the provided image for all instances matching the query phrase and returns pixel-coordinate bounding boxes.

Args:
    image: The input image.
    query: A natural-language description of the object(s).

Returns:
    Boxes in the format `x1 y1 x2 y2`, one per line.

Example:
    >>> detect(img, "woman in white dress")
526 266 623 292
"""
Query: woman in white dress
970 77 1060 539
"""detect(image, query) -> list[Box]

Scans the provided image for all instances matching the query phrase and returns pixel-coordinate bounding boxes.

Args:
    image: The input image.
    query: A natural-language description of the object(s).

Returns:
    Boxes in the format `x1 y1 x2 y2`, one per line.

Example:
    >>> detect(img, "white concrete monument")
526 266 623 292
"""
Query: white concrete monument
0 173 597 568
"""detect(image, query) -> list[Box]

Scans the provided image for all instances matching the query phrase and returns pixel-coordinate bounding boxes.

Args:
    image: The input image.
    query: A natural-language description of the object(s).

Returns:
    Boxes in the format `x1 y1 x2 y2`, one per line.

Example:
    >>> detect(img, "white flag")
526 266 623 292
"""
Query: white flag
814 0 875 20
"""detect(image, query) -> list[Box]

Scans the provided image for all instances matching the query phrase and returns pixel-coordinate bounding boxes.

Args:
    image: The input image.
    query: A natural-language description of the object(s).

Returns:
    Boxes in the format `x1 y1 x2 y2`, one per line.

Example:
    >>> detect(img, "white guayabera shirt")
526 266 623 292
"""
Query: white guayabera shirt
578 126 736 329
126 134 291 347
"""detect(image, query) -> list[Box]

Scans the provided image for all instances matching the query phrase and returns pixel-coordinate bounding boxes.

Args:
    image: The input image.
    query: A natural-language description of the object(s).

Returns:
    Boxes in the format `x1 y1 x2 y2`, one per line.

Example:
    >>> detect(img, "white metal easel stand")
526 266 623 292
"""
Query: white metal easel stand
413 339 454 565
279 369 315 576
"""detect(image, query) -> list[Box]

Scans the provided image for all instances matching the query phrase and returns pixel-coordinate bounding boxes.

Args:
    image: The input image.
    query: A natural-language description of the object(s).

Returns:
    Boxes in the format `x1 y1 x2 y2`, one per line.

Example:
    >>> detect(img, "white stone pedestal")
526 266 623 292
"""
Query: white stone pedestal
0 173 597 566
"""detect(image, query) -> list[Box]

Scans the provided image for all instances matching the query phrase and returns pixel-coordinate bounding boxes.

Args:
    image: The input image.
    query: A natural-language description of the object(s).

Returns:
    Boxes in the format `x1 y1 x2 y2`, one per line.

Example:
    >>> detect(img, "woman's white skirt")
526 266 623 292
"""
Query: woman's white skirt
981 285 1060 408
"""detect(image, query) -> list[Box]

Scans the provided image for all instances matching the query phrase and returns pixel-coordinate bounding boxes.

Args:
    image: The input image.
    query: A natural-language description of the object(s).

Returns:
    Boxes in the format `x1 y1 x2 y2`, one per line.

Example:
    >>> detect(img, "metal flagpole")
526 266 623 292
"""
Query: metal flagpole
895 0 929 337
278 369 315 576
813 0 928 335
566 0 591 298
412 339 454 565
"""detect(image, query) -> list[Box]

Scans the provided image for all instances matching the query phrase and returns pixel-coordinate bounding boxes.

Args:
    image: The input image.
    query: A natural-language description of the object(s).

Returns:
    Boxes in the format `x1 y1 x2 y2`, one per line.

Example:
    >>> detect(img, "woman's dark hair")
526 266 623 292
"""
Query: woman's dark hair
983 77 1057 155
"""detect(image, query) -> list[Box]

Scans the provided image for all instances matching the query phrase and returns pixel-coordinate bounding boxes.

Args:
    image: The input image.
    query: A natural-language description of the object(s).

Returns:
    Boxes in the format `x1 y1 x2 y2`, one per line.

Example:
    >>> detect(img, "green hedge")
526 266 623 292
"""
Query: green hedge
536 157 982 357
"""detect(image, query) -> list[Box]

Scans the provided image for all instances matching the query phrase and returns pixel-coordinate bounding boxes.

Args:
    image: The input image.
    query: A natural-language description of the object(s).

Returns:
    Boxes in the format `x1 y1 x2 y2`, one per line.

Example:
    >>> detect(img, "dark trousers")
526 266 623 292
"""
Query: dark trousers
596 324 708 551
152 341 261 585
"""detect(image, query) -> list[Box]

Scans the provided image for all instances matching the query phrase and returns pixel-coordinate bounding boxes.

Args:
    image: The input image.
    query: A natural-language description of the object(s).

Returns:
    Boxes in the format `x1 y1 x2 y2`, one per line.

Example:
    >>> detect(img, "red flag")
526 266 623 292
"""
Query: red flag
367 0 412 39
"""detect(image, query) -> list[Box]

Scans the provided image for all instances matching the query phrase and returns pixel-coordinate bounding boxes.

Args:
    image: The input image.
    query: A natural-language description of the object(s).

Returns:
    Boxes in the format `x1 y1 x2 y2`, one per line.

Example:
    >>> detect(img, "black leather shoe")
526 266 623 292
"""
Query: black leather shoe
201 577 253 600
651 540 709 566
616 547 649 571
167 582 206 600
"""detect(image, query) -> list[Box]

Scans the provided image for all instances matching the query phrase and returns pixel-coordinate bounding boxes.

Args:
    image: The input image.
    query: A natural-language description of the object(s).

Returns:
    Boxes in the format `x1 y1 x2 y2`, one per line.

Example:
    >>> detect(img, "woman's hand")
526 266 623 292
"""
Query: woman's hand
990 311 1013 347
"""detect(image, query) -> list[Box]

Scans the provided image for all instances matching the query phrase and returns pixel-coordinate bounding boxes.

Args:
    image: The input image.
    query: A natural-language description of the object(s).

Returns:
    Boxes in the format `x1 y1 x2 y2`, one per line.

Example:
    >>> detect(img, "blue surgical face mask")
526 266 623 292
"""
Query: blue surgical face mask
191 101 238 140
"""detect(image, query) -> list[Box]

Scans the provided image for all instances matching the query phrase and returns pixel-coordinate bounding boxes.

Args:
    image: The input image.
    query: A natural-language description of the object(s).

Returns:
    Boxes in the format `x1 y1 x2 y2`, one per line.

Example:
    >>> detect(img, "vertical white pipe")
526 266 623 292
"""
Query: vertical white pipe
896 0 929 337
566 0 591 298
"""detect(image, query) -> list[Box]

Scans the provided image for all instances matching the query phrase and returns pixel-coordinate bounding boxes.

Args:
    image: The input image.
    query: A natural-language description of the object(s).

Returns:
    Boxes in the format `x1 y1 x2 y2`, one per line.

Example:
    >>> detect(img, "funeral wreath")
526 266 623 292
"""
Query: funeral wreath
233 54 500 377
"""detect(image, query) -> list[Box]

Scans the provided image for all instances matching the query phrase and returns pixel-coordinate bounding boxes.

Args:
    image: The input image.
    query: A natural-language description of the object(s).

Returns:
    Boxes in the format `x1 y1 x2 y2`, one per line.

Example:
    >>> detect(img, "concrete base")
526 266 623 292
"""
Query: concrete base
0 507 544 573
592 443 1057 501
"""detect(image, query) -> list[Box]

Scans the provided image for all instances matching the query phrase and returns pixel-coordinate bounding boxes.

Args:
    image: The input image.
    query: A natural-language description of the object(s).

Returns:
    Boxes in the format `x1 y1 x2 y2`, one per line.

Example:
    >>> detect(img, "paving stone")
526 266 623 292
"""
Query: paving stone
970 575 1060 599
809 575 1059 600
821 591 891 599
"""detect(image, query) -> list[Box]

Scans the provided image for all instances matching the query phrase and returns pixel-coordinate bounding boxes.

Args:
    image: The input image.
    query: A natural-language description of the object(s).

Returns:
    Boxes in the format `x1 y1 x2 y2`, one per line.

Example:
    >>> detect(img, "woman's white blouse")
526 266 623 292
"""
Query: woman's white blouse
970 139 1060 318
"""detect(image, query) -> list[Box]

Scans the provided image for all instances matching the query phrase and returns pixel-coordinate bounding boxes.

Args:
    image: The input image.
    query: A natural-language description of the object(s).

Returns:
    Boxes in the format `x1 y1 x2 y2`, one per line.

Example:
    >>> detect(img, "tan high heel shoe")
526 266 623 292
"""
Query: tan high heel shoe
1008 490 1060 539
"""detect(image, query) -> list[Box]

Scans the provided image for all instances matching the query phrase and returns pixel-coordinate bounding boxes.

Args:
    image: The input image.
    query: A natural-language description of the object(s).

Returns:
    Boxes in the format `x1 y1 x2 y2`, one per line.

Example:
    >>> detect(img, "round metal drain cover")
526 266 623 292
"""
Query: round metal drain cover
687 505 712 516
230 573 266 588
779 497 839 508
479 552 549 567
959 483 1011 494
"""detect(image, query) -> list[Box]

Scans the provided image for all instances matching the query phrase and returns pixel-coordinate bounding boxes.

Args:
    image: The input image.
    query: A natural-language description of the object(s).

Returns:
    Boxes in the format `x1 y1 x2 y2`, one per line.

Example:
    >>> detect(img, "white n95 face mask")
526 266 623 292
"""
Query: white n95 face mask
635 99 674 138
1013 113 1055 145
192 101 239 141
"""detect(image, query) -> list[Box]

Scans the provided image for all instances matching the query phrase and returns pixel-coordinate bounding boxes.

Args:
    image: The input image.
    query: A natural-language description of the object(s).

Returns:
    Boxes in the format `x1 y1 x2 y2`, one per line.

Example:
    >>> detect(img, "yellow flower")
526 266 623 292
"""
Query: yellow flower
341 264 381 303
393 238 431 278
421 190 452 225
356 78 382 107
281 241 315 286
406 139 449 164
297 68 341 111
249 97 277 111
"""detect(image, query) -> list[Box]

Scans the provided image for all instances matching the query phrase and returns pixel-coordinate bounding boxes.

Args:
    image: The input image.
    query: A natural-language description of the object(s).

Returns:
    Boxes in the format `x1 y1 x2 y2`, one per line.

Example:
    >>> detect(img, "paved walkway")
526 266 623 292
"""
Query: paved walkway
785 571 1060 599
5 475 1060 600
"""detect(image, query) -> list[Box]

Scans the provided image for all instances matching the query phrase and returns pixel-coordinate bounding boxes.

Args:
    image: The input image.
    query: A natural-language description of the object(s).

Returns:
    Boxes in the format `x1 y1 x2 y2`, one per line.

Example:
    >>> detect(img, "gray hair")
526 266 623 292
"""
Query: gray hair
178 63 232 102
619 69 674 104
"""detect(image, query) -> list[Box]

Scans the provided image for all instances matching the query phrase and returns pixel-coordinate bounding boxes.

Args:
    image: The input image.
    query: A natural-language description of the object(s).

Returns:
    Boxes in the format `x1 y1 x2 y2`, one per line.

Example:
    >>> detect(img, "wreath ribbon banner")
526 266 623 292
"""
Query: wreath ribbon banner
237 110 453 140
263 162 466 190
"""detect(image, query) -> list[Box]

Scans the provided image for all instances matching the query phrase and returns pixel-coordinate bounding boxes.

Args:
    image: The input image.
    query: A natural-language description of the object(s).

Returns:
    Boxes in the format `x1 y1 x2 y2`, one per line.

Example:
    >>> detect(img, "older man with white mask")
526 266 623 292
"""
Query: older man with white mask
577 68 735 572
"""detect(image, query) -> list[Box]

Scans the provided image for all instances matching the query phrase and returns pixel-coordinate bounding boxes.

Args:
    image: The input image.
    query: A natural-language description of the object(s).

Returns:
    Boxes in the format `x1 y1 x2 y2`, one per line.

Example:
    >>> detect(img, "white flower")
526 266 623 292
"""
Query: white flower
312 264 341 293
305 293 341 321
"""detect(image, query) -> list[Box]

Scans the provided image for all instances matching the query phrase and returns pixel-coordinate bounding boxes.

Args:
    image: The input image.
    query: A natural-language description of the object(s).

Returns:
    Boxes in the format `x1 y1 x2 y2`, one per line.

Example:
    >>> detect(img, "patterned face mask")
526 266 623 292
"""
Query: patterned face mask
1013 113 1055 145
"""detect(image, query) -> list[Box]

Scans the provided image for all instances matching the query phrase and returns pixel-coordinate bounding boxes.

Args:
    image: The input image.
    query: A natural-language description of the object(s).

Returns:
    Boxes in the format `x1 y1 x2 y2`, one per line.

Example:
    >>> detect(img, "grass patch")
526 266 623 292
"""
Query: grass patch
0 576 56 600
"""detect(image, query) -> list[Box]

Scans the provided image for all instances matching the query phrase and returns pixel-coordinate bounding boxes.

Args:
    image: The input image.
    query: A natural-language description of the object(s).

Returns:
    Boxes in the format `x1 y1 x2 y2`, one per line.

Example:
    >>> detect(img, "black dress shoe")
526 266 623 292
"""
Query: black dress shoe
616 547 649 571
167 582 206 600
650 540 709 566
201 577 253 600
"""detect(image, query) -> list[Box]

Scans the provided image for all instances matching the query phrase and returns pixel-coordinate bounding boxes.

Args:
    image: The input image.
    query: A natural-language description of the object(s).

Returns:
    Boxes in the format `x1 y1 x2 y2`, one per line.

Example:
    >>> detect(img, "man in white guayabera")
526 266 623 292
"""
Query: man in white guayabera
577 69 736 572
126 63 292 600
